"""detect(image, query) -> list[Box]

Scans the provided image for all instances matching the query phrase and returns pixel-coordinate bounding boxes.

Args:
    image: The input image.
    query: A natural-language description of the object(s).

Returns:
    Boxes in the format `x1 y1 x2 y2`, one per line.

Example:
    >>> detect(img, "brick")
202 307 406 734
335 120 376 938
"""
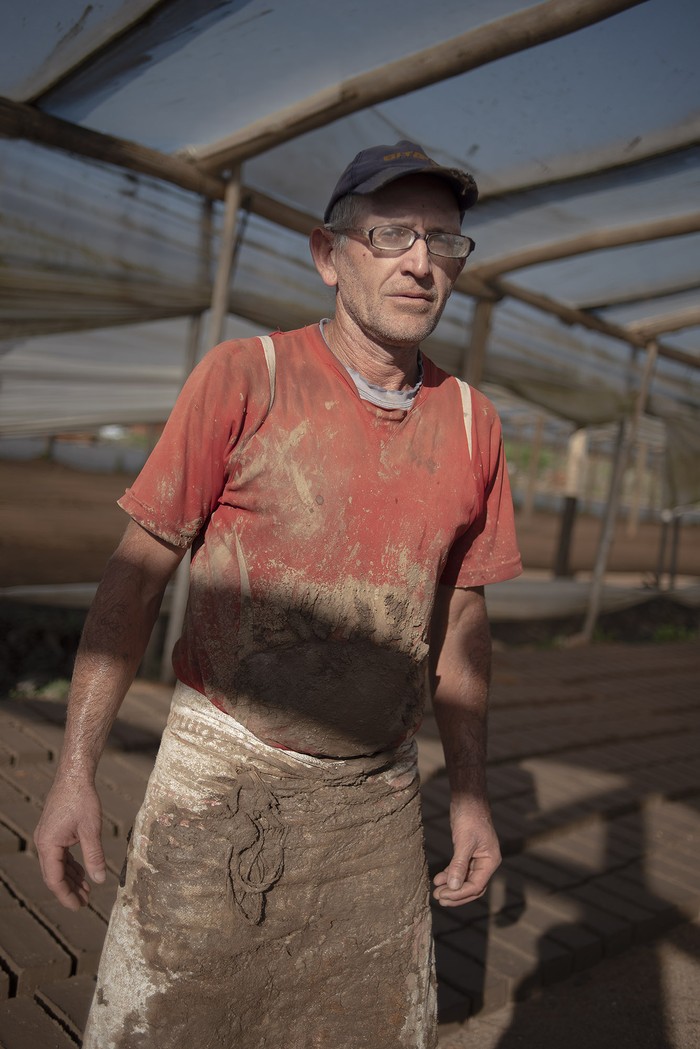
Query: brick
0 792 43 848
595 872 680 936
103 749 156 786
0 765 54 806
33 900 107 976
564 889 633 955
423 822 454 870
0 723 51 765
504 854 579 893
0 883 19 909
36 975 96 1040
14 721 66 759
480 917 573 987
95 753 151 800
436 978 472 1025
433 937 509 1014
430 903 467 938
443 925 540 998
93 777 141 835
0 824 22 856
518 904 603 971
616 868 700 917
643 852 700 889
85 877 119 923
0 853 55 905
0 996 77 1048
0 906 72 994
569 883 659 938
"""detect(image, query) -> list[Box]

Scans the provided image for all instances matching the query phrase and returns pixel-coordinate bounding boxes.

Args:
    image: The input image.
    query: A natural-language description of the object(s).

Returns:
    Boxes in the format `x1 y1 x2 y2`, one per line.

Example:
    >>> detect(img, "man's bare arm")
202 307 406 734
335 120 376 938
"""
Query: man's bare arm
34 520 185 910
429 583 500 906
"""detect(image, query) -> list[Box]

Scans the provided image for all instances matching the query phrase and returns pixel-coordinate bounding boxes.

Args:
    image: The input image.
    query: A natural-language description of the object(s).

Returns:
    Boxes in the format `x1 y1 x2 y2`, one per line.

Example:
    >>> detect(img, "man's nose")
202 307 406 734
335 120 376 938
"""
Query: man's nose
400 236 432 278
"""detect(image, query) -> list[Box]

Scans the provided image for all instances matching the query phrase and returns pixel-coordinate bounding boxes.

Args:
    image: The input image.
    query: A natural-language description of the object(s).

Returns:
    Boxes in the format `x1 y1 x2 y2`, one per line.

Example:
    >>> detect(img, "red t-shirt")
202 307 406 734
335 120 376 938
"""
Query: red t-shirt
119 325 521 756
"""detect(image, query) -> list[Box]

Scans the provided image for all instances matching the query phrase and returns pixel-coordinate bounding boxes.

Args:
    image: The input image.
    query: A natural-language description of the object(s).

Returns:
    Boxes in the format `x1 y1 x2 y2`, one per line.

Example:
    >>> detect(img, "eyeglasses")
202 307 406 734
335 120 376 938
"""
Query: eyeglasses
325 224 475 259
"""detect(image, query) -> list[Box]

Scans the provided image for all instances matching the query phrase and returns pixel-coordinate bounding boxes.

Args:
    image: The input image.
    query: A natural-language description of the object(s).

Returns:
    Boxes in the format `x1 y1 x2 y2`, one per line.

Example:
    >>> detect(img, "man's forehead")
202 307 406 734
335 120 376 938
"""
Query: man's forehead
359 175 463 224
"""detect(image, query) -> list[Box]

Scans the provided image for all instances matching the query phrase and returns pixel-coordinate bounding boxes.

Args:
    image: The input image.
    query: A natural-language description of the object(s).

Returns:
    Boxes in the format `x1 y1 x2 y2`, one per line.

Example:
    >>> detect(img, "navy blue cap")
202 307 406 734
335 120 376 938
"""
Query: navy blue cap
323 139 478 224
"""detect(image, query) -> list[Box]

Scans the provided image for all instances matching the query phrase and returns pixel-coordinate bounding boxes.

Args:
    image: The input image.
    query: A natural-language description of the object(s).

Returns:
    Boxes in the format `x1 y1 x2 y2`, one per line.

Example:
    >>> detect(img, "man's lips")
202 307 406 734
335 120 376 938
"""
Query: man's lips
390 289 435 302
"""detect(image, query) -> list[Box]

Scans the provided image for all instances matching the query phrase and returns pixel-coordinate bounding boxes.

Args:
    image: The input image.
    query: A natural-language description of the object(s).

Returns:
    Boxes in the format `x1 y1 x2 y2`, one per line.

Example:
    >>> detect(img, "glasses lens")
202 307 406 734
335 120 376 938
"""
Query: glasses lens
426 234 473 258
369 226 415 250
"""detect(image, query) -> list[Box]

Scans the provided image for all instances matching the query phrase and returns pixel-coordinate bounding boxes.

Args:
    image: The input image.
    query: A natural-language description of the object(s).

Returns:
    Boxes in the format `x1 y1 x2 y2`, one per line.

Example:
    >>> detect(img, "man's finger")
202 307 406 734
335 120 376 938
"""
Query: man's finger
39 845 88 909
79 832 107 884
433 853 496 905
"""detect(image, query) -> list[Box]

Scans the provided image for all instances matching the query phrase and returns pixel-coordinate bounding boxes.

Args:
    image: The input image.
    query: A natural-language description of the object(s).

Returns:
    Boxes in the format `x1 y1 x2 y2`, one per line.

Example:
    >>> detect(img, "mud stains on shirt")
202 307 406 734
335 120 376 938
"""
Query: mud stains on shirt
119 325 521 757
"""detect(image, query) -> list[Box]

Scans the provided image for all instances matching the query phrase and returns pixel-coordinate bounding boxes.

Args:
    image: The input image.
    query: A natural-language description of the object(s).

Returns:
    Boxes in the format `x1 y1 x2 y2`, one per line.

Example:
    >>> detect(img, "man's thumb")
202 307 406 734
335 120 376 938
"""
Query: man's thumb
446 857 469 890
82 836 106 883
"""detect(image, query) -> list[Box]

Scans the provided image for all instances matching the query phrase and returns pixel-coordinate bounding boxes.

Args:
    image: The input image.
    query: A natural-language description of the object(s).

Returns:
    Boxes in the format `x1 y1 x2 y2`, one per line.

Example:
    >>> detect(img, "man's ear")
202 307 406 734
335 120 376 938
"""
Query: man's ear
309 227 339 288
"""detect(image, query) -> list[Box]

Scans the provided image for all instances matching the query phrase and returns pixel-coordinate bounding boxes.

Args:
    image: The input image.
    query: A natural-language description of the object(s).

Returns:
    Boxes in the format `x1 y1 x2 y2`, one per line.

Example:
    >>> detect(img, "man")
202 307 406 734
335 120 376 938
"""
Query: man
35 140 521 1049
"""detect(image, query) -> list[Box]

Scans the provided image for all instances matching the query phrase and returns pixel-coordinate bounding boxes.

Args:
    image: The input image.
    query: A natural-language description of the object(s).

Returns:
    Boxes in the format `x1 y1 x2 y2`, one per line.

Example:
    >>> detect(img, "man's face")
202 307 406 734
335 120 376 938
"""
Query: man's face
330 175 467 349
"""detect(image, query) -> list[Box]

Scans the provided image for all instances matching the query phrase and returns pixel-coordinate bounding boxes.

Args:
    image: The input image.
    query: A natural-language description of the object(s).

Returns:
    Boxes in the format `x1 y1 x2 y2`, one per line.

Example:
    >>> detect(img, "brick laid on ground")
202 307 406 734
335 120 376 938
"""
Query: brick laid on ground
0 853 55 905
0 906 72 994
0 723 51 766
0 824 22 855
0 995 78 1049
36 975 96 1041
0 783 44 846
32 900 107 976
433 937 509 1015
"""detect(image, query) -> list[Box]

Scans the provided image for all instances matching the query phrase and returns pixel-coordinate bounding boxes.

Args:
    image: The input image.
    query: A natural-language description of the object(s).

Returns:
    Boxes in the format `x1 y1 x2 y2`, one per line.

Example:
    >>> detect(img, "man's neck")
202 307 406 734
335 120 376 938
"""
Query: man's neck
322 317 420 391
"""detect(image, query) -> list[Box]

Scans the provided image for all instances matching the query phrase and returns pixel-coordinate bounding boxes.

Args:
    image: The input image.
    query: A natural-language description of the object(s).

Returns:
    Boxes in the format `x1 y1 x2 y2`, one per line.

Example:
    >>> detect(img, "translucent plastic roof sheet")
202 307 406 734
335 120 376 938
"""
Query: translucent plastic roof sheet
1 0 699 502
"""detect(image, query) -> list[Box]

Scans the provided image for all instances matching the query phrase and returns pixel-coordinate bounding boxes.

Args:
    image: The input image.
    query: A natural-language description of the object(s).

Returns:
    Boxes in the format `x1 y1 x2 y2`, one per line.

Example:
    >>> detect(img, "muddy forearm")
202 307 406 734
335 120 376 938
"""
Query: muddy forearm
57 568 163 782
430 585 492 801
56 523 183 783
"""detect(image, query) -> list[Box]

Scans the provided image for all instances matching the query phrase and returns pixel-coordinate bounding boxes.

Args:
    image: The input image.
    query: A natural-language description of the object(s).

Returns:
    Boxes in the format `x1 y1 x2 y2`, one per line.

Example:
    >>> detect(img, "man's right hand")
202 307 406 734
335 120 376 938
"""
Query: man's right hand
34 779 106 911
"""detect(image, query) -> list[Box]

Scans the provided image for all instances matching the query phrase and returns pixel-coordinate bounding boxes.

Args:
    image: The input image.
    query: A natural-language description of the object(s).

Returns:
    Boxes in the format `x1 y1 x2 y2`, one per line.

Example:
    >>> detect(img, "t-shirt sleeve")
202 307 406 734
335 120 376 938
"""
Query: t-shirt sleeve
118 338 271 547
440 392 522 588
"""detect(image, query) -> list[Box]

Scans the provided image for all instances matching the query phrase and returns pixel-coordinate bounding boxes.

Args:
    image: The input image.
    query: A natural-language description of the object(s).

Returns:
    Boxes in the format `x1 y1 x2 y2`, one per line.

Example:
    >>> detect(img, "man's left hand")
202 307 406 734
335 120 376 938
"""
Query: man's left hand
432 798 501 906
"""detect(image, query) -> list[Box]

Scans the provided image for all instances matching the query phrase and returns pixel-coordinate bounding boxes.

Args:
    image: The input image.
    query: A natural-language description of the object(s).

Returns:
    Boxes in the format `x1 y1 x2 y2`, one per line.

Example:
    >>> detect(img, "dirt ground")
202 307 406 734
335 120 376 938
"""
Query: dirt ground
1 458 698 588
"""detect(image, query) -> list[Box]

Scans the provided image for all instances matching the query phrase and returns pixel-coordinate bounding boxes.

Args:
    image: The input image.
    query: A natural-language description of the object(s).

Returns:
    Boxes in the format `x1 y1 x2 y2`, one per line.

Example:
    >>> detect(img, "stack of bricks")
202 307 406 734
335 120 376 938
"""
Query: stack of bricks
1 642 699 1046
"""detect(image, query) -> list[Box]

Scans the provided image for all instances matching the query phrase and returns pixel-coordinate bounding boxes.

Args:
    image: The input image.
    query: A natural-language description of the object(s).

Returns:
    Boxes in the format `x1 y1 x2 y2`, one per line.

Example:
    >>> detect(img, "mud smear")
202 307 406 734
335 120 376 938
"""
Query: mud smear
94 707 436 1049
